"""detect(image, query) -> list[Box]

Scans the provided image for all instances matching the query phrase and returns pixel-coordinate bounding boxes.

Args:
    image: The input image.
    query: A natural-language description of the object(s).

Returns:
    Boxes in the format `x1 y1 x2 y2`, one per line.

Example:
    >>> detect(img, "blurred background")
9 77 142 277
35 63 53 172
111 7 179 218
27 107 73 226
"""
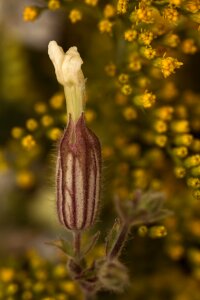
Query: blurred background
1 0 200 299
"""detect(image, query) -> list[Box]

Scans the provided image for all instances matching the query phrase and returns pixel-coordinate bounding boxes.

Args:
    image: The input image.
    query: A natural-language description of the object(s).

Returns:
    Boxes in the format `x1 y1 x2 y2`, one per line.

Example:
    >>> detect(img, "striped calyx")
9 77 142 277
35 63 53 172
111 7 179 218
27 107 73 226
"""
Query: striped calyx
57 114 101 230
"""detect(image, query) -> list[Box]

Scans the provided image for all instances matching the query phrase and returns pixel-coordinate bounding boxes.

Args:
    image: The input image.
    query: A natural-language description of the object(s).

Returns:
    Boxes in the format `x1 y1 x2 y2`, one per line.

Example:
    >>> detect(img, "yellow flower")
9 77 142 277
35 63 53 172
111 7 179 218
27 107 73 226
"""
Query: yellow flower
124 29 137 42
117 0 129 14
174 166 186 178
149 226 167 238
181 39 197 54
16 170 35 188
121 84 132 95
122 106 137 120
163 6 179 23
134 91 156 108
85 0 98 6
139 31 154 45
172 146 188 158
21 135 36 150
184 0 200 13
155 135 168 147
69 9 82 23
11 127 24 139
187 177 200 189
160 57 183 78
105 63 116 76
141 47 156 59
23 6 39 22
48 127 62 140
48 0 61 10
26 118 38 131
104 4 116 18
135 5 154 23
98 19 113 33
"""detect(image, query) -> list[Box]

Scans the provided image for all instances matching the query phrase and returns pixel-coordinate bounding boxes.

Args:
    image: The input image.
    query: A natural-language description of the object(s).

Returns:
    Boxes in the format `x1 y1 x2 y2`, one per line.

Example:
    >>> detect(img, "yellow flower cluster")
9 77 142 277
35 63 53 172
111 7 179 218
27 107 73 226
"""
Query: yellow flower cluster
117 0 129 14
69 9 82 23
23 6 39 22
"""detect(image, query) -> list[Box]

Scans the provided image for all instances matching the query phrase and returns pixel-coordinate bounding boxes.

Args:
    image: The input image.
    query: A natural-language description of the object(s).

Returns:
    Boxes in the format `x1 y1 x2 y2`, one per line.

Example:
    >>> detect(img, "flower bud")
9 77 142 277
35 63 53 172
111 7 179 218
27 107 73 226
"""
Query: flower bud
56 114 101 230
48 41 101 230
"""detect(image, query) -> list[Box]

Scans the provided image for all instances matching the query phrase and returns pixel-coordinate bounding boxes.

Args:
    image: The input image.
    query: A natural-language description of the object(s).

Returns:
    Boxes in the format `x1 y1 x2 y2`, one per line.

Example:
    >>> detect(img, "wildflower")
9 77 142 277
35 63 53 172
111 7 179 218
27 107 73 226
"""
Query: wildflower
155 135 168 147
105 63 116 76
118 73 129 84
163 33 180 47
139 31 154 46
26 118 38 131
128 56 142 71
16 170 35 188
11 127 24 139
117 0 129 14
138 225 148 237
170 120 189 133
21 135 36 150
163 6 179 23
69 9 82 23
193 190 200 200
174 134 193 146
23 6 39 22
50 92 64 109
85 0 98 6
48 41 101 230
98 19 113 33
121 84 132 95
187 177 200 189
34 102 47 114
159 57 183 78
153 120 167 133
184 155 200 168
181 39 197 54
149 225 167 238
184 0 200 13
104 5 116 18
174 166 186 178
124 29 137 42
172 147 188 158
134 5 155 23
155 106 174 121
141 47 156 59
48 127 62 140
41 115 54 127
122 106 137 120
48 0 61 10
134 91 156 108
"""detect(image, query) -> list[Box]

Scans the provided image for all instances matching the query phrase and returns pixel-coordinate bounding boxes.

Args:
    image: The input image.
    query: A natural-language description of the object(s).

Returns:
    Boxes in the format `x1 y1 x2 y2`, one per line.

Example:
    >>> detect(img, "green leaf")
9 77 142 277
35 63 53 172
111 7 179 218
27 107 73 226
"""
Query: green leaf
105 218 121 256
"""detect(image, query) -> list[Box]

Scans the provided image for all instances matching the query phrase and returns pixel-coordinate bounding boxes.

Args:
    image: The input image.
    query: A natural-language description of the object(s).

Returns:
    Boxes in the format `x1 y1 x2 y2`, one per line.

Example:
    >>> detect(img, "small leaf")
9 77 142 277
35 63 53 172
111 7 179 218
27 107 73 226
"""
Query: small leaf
81 231 100 258
105 218 121 255
45 238 73 257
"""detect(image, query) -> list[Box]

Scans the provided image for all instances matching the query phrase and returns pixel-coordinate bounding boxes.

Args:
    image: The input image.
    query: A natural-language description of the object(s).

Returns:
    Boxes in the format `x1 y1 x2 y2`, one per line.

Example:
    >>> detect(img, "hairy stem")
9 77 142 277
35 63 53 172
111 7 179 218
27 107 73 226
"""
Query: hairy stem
73 231 81 261
108 222 130 260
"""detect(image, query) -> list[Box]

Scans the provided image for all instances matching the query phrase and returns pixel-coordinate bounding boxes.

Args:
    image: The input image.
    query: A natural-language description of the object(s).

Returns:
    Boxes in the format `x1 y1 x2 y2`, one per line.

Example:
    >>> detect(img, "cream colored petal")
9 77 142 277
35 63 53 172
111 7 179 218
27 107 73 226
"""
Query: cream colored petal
48 40 65 85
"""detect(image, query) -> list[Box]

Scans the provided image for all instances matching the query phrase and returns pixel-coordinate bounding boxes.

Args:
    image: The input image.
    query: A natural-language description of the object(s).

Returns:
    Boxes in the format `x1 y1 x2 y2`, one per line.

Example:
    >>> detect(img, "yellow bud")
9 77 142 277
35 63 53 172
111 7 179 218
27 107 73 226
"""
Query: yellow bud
48 127 62 140
124 29 137 42
104 4 116 18
41 115 54 127
21 135 36 150
170 120 189 133
26 118 38 131
155 135 168 147
149 226 167 238
23 6 39 22
153 120 167 133
172 146 188 158
121 84 133 95
69 9 82 23
193 190 200 200
98 19 113 33
34 102 47 114
174 166 186 178
138 225 148 237
16 170 35 188
48 0 61 10
11 127 24 139
123 106 137 120
184 155 200 168
187 177 200 189
49 93 64 109
174 134 193 146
